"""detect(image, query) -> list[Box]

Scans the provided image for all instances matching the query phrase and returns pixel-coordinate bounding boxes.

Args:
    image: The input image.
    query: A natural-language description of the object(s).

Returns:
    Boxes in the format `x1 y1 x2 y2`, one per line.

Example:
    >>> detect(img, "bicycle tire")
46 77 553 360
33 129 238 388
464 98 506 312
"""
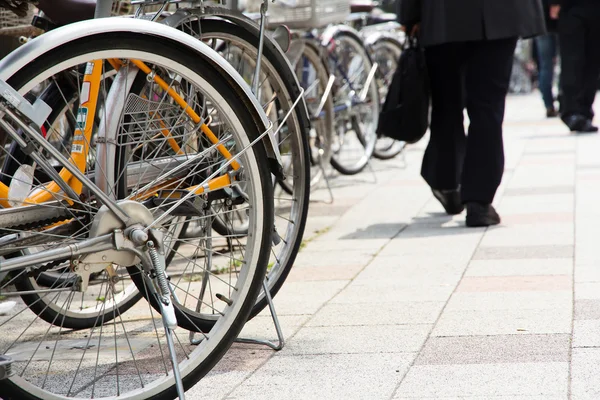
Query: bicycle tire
328 28 379 175
368 36 407 160
169 16 311 322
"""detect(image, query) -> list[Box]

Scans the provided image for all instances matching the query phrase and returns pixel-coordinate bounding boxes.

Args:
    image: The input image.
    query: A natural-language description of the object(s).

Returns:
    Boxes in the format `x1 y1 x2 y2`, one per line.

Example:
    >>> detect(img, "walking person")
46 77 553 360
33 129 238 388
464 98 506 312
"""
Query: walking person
398 0 546 227
552 0 600 133
536 0 560 117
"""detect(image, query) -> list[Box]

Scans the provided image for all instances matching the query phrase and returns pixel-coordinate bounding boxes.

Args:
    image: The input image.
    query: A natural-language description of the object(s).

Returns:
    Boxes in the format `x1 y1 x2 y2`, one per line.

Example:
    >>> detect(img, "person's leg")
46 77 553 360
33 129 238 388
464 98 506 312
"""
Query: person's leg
580 11 600 122
535 34 557 112
559 9 588 126
461 37 517 205
422 43 467 192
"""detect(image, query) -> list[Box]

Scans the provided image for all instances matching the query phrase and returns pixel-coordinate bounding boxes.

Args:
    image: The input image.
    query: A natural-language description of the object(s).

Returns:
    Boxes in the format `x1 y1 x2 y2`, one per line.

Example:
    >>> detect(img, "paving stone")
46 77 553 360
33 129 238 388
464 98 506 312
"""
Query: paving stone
286 264 364 282
575 299 600 320
473 245 573 260
226 353 415 400
306 301 444 327
263 280 348 315
331 282 455 304
500 212 574 225
573 320 600 348
445 292 572 311
292 250 374 268
503 186 574 196
414 334 570 365
479 225 574 247
432 308 572 336
282 324 431 355
574 265 600 283
575 282 600 300
456 275 572 292
393 363 568 398
571 348 600 400
465 259 573 277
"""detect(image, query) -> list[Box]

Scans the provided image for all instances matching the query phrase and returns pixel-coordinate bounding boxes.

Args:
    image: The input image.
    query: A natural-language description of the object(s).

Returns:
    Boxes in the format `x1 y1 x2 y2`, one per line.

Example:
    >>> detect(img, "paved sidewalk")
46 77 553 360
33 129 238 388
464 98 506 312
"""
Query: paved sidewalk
187 93 600 400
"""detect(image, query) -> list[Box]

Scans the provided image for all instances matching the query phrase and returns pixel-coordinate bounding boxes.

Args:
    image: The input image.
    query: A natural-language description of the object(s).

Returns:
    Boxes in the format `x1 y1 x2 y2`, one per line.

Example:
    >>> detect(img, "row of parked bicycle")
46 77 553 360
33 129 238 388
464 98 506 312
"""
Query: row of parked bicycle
0 1 406 399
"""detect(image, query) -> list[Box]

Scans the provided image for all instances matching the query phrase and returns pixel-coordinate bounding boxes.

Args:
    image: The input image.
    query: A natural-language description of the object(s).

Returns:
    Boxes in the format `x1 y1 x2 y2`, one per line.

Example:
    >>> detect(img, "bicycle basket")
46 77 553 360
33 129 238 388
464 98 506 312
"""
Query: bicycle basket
246 0 350 29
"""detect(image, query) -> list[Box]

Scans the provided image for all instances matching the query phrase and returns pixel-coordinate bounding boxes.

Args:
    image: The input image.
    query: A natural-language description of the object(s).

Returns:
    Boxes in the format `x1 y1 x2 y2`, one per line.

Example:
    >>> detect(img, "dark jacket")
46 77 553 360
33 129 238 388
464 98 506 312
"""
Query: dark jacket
397 0 546 47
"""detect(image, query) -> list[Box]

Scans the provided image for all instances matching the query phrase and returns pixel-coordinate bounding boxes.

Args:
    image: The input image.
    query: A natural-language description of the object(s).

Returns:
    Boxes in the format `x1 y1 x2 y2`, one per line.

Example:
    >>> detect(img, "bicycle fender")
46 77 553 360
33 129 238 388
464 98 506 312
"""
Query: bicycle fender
0 17 282 169
320 24 366 52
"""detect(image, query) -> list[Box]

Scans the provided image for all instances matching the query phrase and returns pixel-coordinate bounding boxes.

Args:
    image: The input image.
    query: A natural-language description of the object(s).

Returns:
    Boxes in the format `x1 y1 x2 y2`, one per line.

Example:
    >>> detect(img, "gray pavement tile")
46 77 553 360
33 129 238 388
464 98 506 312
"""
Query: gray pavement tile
573 320 600 348
238 315 311 343
292 250 375 268
465 259 573 277
263 280 348 315
226 353 415 400
473 245 573 260
392 363 568 398
575 282 600 300
338 223 408 240
500 212 573 226
479 225 574 247
281 324 431 355
571 348 600 400
394 397 566 400
302 238 389 252
306 301 444 327
456 275 571 292
502 186 574 196
445 292 572 311
432 308 572 336
286 264 364 282
331 283 455 304
574 266 600 283
414 334 570 365
575 299 600 320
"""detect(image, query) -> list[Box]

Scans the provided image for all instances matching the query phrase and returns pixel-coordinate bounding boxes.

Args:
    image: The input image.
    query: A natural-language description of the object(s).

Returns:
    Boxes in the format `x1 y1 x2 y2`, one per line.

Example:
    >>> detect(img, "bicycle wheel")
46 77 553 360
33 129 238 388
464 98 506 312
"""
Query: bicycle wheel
291 41 335 189
0 27 272 400
327 28 379 175
170 15 311 321
368 36 407 160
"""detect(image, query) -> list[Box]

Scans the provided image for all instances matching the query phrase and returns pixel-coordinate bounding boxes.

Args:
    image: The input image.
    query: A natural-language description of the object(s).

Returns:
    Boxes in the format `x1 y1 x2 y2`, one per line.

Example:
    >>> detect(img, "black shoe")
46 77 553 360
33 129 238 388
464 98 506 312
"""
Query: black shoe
565 114 587 132
575 119 599 134
432 188 464 215
546 107 559 118
466 203 501 227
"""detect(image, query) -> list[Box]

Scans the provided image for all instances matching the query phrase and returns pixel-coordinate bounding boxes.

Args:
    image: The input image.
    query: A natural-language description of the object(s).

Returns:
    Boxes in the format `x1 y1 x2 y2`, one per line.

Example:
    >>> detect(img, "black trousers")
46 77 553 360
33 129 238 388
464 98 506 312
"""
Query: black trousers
422 38 517 204
559 5 600 120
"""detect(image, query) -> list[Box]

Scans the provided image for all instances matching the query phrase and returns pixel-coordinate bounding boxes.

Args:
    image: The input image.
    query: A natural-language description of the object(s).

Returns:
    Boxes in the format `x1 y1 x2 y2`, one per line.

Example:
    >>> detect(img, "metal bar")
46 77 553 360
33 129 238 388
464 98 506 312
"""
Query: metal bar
359 62 378 103
313 74 335 119
94 0 114 18
252 0 269 96
0 234 114 274
0 288 76 297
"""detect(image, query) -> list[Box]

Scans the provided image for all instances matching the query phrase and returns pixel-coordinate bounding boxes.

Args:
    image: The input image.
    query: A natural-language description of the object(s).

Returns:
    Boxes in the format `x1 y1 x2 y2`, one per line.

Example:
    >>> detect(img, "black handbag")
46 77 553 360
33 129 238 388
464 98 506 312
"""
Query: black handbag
377 36 430 144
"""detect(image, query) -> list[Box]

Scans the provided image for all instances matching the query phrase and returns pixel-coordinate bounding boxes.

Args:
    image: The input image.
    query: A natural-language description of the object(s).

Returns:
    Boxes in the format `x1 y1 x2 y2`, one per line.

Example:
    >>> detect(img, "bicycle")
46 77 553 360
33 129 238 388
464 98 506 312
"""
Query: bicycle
11 0 313 329
347 0 407 160
0 0 284 398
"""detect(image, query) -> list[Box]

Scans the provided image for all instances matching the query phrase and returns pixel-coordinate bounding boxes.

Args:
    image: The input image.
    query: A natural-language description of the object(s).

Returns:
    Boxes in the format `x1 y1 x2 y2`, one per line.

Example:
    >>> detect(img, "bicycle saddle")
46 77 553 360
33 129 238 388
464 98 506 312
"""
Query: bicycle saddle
350 0 377 13
368 12 397 24
36 0 95 26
